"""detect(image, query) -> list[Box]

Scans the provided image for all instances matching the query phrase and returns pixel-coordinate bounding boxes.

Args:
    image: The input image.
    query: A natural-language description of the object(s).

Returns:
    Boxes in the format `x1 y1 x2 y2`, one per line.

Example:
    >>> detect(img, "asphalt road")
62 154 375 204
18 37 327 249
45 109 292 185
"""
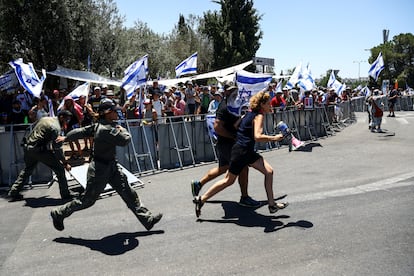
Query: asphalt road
1 111 413 276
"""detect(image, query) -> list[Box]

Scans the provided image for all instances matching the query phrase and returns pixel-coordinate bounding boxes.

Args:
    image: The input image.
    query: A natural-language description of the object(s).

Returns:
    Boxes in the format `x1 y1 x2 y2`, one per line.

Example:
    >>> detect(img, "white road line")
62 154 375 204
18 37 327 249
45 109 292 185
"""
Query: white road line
288 172 414 203
396 118 409 124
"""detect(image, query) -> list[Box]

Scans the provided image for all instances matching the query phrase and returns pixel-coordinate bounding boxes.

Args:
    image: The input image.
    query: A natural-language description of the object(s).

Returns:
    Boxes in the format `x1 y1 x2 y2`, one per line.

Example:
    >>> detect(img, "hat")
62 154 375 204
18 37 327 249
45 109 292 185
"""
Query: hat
64 95 73 101
106 89 114 96
143 99 151 105
186 80 193 85
94 86 101 91
53 89 59 94
102 84 108 89
98 98 120 114
57 110 73 117
224 85 237 92
276 91 283 94
174 91 182 97
214 90 223 97
202 86 209 91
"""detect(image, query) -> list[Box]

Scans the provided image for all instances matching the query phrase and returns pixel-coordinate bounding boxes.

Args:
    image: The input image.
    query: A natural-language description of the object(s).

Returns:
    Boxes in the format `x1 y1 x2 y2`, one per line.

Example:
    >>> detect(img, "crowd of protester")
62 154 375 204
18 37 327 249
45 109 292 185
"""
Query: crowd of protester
1 79 413 136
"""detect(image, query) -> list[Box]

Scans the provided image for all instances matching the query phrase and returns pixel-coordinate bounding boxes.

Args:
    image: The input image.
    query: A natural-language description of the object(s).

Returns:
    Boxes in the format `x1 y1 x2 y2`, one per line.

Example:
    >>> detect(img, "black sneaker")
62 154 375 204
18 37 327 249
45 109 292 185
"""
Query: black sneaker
193 196 204 218
50 210 64 231
238 196 261 208
268 202 289 214
143 213 163 231
6 192 23 202
191 180 202 197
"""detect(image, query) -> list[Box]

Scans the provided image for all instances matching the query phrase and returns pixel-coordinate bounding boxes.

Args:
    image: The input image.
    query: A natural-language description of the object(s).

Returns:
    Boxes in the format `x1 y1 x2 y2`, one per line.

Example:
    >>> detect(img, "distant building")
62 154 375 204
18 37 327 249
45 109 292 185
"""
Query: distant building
253 57 275 74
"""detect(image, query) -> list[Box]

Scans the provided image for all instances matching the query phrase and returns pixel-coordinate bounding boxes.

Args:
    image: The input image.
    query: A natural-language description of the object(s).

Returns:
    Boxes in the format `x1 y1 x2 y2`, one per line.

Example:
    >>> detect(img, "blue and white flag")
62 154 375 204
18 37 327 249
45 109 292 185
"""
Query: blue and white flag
57 82 90 111
327 70 345 96
286 62 302 89
275 80 282 93
226 70 272 116
121 55 148 99
9 58 46 98
175 52 197 78
297 63 315 91
368 52 384 81
363 86 371 99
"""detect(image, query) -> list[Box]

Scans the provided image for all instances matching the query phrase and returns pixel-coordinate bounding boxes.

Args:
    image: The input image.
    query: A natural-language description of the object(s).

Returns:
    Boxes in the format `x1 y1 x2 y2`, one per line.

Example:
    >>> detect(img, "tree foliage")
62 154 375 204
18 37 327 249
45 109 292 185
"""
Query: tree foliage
367 33 414 88
201 0 262 70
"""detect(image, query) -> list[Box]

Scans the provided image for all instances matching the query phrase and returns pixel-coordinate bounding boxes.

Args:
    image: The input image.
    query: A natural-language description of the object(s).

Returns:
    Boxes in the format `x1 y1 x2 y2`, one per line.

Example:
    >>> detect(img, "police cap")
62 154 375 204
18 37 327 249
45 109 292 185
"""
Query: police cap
98 98 120 114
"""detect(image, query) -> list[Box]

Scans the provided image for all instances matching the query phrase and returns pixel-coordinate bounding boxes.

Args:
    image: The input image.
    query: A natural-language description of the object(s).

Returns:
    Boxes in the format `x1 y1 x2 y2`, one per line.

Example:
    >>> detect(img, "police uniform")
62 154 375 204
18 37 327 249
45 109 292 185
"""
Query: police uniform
8 115 72 200
51 99 162 231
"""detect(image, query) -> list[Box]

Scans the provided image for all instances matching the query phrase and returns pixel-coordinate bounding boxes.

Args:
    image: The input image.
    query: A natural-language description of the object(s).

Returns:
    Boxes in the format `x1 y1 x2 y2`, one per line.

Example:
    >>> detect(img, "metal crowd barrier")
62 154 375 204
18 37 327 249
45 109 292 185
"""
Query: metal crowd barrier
3 96 413 186
350 95 414 112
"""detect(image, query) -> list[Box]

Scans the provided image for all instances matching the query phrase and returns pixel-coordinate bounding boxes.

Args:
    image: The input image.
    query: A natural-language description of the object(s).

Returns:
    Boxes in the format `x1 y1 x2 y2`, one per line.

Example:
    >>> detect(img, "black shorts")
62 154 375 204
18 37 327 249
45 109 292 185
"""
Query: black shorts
216 142 232 167
229 144 262 175
388 101 395 109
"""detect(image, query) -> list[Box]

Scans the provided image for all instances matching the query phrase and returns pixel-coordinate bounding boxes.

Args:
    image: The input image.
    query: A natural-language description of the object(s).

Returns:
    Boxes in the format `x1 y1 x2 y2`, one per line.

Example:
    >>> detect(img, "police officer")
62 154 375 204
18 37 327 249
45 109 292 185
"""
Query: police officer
7 110 74 201
50 98 162 231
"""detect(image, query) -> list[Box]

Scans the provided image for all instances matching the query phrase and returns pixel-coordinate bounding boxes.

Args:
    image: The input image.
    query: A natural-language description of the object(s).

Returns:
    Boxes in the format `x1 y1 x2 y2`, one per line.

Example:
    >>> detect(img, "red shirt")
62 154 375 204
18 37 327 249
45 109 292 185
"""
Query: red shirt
270 95 286 108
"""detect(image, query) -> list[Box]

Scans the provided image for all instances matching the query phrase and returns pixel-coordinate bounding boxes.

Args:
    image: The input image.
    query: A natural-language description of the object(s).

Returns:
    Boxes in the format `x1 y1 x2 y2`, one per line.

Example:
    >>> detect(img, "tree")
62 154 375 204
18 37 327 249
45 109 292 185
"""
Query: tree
0 0 97 72
201 0 262 70
367 33 414 88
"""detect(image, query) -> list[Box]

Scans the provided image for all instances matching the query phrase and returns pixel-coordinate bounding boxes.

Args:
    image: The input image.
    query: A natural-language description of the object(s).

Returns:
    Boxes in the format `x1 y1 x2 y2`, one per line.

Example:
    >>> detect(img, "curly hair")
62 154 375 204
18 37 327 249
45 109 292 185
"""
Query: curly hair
249 90 270 112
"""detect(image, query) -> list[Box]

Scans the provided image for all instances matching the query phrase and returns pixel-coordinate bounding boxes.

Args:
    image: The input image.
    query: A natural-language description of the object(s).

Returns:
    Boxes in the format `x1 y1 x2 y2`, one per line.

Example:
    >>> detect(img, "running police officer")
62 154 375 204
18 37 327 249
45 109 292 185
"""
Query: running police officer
50 98 162 231
7 110 75 201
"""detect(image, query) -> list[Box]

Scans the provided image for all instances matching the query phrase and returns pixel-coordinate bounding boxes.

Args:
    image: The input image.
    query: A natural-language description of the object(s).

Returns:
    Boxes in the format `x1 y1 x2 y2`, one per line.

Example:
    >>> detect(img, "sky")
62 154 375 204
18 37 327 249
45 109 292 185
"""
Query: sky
115 0 414 79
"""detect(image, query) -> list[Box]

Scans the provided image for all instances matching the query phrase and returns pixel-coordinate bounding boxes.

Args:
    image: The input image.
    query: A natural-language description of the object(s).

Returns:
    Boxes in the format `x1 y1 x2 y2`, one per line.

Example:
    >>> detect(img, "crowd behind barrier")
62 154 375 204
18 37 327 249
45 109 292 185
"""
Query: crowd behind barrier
0 95 413 187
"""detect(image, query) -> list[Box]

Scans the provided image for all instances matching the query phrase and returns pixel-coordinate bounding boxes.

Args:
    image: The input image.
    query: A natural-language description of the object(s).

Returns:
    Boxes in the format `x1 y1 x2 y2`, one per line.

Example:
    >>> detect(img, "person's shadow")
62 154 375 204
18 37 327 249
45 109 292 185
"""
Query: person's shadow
23 196 74 208
294 142 322 152
198 196 313 233
53 230 164 255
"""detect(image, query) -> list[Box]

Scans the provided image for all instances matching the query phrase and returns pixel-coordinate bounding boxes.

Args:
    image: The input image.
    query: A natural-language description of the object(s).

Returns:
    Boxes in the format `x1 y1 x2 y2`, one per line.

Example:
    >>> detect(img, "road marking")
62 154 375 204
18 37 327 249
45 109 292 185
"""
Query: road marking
396 118 409 124
289 172 414 203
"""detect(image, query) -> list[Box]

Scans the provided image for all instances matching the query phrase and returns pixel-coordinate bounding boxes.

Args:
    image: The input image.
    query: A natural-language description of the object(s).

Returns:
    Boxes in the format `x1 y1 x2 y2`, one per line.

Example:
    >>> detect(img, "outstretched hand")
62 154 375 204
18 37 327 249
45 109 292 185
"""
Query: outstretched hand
56 136 66 143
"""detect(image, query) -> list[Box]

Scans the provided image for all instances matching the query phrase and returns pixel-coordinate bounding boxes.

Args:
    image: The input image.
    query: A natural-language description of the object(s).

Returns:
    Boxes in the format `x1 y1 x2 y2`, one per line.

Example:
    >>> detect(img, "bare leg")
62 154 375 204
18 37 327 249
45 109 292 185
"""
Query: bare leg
200 172 238 203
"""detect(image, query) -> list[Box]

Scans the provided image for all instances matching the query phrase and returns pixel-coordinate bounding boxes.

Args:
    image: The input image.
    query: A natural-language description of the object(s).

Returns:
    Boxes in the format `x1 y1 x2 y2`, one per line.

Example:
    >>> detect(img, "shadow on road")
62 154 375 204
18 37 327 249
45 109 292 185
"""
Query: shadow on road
23 196 73 208
53 230 164 255
295 142 323 152
198 200 313 233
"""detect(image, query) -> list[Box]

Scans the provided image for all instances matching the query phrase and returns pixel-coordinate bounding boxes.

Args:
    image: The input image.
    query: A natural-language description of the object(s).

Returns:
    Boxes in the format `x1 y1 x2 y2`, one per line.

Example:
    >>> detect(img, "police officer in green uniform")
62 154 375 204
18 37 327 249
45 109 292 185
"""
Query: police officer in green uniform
7 110 74 201
51 98 162 231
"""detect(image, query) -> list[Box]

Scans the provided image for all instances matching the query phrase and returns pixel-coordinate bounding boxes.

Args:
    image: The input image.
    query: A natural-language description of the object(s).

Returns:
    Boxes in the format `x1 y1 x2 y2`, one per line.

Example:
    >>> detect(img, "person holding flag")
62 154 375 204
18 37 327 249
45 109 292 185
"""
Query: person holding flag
191 84 261 208
192 90 288 217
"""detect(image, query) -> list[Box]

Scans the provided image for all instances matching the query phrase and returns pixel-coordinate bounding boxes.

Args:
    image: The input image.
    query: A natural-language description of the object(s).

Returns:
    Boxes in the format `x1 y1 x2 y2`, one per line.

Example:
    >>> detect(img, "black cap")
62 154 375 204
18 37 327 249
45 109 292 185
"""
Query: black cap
98 98 120 114
57 110 73 117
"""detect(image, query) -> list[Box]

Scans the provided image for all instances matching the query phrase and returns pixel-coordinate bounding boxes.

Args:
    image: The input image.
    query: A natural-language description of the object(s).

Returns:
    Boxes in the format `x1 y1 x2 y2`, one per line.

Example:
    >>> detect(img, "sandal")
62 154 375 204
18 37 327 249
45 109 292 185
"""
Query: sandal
193 196 204 218
268 202 289 213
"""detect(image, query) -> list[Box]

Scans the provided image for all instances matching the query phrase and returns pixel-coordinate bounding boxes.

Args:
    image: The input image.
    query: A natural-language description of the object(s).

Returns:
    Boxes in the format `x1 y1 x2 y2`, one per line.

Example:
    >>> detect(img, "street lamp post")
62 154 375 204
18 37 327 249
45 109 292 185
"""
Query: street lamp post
353 60 366 81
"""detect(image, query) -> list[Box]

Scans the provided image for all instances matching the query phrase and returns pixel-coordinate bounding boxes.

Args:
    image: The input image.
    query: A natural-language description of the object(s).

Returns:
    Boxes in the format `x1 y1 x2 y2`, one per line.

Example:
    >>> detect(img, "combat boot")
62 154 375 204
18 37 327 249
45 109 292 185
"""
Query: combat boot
142 213 163 231
50 210 65 231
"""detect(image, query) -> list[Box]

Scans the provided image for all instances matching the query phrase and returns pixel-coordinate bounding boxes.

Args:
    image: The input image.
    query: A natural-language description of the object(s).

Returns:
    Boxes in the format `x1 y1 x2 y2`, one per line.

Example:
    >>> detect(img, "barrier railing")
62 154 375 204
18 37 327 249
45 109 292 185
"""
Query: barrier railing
1 95 412 186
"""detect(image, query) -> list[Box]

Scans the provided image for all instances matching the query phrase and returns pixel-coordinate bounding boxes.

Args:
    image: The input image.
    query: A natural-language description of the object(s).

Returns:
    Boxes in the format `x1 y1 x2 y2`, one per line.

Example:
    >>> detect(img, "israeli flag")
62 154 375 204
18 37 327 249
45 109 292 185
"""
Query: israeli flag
275 80 282 92
175 52 197 77
286 62 302 89
363 86 372 99
227 70 272 116
297 63 315 91
9 58 46 98
368 52 384 81
327 70 344 96
57 82 90 112
121 55 148 99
